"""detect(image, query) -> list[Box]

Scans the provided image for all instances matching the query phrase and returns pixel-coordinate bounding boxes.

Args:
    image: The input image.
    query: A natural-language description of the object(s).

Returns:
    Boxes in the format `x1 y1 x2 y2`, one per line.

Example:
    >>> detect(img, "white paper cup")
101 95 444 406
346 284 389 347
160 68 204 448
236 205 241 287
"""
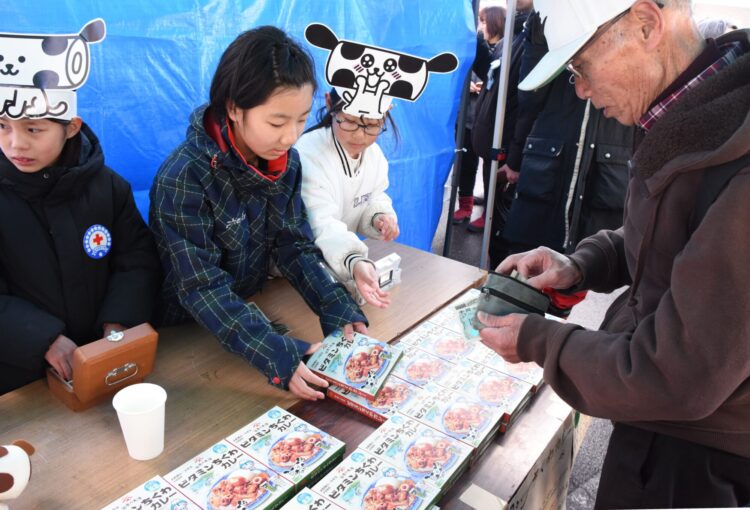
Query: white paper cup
112 383 167 460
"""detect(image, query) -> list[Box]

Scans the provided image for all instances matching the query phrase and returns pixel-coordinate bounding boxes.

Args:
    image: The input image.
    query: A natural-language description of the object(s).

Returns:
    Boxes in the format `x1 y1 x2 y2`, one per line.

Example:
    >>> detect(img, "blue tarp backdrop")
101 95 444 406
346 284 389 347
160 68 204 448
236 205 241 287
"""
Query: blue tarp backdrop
3 1 475 251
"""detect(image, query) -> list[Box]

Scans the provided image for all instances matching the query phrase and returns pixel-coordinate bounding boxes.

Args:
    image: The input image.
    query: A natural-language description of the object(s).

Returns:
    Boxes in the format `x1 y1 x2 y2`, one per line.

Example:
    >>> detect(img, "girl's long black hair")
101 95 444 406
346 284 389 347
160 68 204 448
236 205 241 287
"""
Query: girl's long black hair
209 26 317 119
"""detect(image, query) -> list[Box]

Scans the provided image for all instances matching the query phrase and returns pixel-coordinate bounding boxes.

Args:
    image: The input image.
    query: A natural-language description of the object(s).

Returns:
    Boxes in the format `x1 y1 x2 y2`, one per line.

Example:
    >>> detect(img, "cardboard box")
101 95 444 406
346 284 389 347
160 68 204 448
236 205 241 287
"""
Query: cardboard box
311 449 440 510
165 440 295 510
306 330 402 400
358 414 472 494
279 488 343 509
226 406 345 489
102 476 201 510
327 374 422 424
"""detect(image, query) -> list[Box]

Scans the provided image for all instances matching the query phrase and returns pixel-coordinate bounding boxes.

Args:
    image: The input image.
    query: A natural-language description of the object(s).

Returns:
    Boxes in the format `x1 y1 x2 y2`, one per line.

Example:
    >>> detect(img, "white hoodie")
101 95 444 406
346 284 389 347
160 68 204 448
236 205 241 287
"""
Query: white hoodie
296 126 396 281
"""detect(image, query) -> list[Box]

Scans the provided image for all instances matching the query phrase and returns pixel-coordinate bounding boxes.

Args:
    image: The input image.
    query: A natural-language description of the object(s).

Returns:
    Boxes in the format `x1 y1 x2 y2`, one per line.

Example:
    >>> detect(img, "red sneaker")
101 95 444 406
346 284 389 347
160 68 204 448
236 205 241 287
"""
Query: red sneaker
467 213 485 232
452 196 474 224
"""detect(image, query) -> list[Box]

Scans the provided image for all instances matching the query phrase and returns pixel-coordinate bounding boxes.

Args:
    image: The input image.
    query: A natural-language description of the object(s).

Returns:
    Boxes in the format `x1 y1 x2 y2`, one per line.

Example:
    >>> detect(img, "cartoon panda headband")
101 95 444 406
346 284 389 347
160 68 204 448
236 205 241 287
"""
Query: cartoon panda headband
0 19 106 121
305 23 459 120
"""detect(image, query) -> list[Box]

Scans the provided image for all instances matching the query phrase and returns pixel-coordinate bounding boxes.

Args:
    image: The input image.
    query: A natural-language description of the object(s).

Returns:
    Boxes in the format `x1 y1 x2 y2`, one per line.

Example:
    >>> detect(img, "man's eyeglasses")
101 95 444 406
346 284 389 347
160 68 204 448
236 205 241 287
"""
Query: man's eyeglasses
333 114 387 136
566 1 664 83
565 8 631 82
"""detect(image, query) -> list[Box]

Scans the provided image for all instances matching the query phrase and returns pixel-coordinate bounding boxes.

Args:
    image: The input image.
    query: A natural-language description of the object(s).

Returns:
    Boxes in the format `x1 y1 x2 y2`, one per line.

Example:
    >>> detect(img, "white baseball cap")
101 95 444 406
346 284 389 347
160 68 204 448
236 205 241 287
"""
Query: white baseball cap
518 0 636 91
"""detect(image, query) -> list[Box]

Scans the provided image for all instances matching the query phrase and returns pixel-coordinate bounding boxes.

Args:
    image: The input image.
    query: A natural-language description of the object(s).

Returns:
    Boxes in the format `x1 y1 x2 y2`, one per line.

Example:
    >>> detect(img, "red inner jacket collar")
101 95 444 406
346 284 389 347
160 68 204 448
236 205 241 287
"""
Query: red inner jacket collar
203 109 287 182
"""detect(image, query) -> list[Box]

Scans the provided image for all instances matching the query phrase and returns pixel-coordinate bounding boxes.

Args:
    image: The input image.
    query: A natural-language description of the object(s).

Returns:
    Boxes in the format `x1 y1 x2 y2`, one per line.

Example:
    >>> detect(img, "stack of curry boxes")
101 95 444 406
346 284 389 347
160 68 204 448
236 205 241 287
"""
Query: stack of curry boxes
103 406 345 510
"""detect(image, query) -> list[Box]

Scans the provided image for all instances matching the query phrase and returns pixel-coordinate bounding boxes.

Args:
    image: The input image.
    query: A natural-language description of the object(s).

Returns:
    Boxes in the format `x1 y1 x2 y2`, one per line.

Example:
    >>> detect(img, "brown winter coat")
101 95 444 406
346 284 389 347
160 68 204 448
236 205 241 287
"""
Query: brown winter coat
518 30 750 457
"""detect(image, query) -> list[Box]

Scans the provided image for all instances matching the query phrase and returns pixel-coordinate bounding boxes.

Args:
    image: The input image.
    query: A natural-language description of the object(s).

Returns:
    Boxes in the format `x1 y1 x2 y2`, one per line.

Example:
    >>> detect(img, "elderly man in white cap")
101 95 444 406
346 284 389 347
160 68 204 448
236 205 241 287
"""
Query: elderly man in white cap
477 0 750 507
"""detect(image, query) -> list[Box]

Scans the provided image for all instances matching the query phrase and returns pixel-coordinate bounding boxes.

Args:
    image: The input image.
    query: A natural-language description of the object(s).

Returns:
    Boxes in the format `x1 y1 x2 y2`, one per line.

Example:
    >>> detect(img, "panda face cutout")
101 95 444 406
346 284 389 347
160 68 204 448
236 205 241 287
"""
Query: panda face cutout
0 54 27 78
305 23 458 119
0 19 105 120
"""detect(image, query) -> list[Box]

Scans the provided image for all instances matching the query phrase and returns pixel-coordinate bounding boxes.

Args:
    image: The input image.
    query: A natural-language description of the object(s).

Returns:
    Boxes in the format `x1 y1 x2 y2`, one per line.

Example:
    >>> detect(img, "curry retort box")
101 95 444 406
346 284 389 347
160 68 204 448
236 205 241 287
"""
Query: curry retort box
327 373 422 424
390 343 454 389
311 448 440 510
435 359 533 427
358 414 472 494
306 330 402 400
279 488 343 510
398 321 480 364
466 341 545 392
102 476 201 510
226 406 345 489
400 382 505 459
165 440 295 510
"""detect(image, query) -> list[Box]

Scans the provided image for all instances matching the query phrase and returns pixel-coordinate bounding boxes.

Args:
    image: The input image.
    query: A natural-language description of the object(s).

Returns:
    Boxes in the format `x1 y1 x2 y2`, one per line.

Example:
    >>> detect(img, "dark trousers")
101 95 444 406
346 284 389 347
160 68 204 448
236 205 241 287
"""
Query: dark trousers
595 423 750 509
457 128 481 198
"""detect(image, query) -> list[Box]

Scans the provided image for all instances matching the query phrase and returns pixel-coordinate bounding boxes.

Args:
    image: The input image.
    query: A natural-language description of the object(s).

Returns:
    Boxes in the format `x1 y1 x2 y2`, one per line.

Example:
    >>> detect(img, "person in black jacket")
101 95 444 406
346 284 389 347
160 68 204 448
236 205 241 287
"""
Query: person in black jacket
490 11 635 268
0 113 161 394
469 1 534 233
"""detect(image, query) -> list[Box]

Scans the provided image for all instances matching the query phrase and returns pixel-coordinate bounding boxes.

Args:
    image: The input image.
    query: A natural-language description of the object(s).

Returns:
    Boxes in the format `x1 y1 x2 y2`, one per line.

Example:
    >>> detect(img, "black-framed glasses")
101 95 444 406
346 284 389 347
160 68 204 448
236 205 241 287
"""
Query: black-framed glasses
566 1 664 83
333 114 387 136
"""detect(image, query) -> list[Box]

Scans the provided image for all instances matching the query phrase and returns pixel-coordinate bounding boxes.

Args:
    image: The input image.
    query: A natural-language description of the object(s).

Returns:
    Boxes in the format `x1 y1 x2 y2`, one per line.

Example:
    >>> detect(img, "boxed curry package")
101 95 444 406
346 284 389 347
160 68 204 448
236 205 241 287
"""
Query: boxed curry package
398 321 480 364
400 383 505 459
436 359 532 427
279 488 342 509
327 374 423 424
226 406 345 489
102 476 201 510
306 330 402 400
466 342 544 392
390 343 454 389
357 415 472 494
311 448 440 510
164 440 295 510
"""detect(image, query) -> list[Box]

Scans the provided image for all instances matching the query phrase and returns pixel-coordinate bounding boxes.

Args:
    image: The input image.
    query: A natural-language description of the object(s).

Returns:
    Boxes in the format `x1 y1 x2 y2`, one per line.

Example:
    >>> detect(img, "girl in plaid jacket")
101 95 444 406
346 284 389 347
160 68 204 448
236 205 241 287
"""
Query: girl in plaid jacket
150 26 368 400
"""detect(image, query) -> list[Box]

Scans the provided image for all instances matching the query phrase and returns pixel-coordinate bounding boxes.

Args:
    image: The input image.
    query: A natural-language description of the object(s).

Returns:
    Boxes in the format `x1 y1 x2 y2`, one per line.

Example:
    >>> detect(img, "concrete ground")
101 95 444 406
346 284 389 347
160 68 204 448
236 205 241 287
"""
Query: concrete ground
431 172 619 509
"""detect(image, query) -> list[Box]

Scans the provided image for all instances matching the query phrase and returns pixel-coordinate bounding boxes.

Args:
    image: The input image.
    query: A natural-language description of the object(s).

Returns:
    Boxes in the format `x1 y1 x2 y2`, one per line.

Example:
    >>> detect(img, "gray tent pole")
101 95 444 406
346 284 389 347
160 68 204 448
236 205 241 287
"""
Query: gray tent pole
442 0 481 258
479 0 516 270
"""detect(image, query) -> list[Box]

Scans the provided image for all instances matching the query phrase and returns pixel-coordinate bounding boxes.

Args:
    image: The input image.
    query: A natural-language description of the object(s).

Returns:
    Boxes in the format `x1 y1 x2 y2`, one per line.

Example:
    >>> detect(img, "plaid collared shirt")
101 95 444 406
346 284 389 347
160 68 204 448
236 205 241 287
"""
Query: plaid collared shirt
150 105 366 390
639 42 743 131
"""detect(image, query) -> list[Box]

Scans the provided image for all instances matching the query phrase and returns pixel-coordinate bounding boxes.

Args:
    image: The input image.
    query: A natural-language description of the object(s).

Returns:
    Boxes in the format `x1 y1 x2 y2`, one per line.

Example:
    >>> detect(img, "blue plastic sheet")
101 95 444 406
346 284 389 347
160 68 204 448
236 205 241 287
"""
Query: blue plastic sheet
2 1 475 251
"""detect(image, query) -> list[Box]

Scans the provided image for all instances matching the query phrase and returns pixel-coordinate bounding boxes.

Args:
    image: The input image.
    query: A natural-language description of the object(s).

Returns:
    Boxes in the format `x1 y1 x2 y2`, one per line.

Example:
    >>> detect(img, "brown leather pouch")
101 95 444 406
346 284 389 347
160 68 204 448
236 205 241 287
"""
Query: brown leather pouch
46 323 158 411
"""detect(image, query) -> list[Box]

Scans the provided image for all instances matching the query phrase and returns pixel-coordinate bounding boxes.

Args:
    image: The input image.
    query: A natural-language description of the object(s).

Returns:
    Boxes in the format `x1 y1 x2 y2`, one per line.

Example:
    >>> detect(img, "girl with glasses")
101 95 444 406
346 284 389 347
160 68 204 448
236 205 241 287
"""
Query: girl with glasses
296 90 399 308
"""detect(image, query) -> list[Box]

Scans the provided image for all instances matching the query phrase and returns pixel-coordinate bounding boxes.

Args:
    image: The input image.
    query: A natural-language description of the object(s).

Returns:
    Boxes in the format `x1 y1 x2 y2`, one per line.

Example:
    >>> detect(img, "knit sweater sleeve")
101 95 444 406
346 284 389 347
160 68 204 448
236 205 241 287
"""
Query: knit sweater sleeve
273 150 367 334
150 160 308 390
358 144 396 239
298 135 370 281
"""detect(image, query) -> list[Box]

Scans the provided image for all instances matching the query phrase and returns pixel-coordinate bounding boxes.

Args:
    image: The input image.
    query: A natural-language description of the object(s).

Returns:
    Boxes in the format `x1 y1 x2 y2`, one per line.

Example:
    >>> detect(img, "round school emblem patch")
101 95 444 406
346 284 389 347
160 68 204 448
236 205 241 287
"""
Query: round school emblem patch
83 224 112 259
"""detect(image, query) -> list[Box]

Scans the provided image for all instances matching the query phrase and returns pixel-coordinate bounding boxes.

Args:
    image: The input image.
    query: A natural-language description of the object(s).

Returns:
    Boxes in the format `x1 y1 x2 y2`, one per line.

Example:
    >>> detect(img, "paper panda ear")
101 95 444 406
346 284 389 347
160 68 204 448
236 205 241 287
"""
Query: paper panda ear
427 52 459 73
79 18 106 44
305 23 339 50
12 441 34 457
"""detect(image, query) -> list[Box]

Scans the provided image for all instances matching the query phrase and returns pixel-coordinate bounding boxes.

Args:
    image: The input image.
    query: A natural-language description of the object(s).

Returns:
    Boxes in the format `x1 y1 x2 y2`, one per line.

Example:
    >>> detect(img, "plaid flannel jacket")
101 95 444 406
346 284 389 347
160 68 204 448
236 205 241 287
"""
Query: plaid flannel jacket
149 105 367 389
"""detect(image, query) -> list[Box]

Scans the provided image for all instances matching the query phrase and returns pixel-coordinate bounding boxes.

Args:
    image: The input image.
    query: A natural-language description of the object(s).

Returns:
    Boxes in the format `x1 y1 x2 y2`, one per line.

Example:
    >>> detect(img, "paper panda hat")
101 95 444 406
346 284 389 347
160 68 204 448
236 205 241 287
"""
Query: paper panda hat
0 19 106 121
305 23 458 119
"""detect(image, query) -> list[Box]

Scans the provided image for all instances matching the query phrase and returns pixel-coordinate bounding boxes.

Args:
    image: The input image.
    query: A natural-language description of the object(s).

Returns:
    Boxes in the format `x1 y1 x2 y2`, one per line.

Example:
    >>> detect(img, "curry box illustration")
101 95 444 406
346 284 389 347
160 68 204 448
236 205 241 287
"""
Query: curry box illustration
399 383 504 458
165 440 294 510
425 289 481 340
398 321 480 364
279 487 343 509
390 343 454 388
327 373 422 424
466 342 544 392
435 360 532 424
311 449 439 510
358 415 472 494
306 330 402 400
226 406 345 489
102 476 201 510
